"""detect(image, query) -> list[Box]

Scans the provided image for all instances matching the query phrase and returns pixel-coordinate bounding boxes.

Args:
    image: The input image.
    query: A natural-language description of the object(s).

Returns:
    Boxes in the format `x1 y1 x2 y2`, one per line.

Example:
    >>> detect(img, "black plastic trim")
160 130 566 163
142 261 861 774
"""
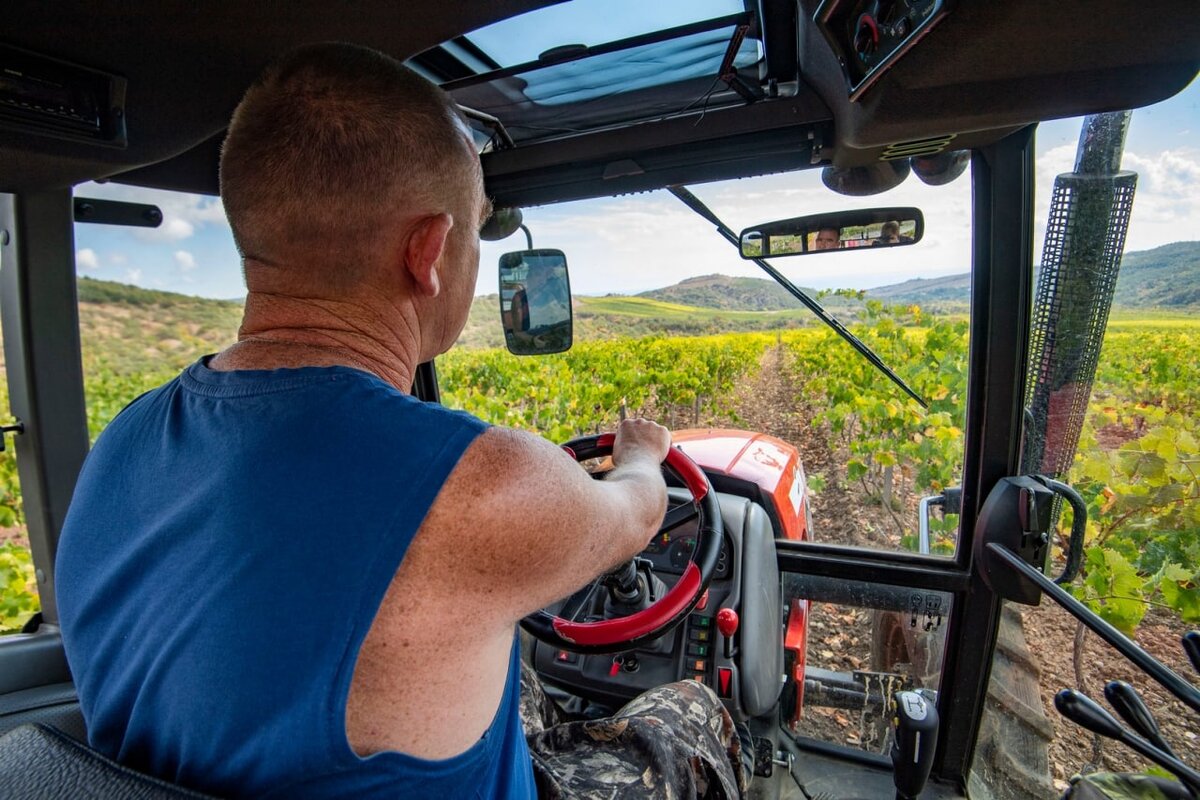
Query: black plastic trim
0 191 91 624
412 360 440 402
933 127 1036 785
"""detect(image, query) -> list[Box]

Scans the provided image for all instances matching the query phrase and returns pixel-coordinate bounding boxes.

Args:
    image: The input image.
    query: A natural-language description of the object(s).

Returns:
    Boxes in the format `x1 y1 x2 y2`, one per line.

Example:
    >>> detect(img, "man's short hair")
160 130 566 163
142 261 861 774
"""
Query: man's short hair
220 43 474 275
881 220 900 237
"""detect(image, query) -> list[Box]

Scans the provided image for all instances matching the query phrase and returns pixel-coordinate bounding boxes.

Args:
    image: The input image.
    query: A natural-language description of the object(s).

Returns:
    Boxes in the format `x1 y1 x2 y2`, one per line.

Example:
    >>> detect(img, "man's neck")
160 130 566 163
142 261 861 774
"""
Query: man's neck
209 290 422 392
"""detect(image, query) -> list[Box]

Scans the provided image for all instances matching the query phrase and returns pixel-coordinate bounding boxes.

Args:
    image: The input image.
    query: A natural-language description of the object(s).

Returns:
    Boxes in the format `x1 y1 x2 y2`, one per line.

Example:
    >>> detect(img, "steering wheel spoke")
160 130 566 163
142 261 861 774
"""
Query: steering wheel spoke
660 500 699 534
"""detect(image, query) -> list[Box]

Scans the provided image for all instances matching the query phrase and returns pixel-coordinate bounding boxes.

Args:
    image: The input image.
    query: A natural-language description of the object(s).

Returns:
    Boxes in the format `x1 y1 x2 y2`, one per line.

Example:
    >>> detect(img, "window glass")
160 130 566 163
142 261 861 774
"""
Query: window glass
71 183 242 439
971 85 1200 798
781 572 952 757
464 0 745 67
447 164 974 559
0 302 33 634
474 27 758 107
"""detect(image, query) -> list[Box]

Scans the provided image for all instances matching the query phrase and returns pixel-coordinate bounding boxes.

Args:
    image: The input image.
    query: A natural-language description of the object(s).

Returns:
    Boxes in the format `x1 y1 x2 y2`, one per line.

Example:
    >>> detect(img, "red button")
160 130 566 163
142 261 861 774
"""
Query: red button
696 590 709 611
718 667 732 697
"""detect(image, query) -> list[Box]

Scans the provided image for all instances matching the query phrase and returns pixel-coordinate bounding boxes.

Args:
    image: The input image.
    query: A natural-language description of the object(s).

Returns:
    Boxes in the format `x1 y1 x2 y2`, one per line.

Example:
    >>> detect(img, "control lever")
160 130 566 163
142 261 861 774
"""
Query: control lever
1183 631 1200 676
717 608 739 659
891 690 939 800
1054 689 1200 796
603 558 664 614
1104 681 1176 758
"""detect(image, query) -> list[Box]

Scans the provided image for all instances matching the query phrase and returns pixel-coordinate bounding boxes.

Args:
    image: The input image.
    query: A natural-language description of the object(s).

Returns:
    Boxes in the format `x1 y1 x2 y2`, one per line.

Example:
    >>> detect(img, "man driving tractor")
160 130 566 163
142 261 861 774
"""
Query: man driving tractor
55 43 745 799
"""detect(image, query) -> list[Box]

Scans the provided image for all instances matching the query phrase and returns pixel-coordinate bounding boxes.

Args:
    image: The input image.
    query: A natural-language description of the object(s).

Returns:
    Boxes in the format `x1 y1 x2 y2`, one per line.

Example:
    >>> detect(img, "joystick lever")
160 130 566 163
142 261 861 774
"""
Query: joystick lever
891 690 939 800
716 608 738 659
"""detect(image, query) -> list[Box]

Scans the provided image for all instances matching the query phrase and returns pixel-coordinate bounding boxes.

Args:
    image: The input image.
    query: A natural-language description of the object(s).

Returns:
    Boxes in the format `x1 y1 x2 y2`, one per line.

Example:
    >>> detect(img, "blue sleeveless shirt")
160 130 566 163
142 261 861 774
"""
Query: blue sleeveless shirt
57 359 535 799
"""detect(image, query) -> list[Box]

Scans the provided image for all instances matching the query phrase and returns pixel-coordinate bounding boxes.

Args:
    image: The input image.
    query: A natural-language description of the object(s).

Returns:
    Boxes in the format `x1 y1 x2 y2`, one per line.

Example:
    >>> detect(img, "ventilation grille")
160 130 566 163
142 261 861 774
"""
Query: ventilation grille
880 134 957 160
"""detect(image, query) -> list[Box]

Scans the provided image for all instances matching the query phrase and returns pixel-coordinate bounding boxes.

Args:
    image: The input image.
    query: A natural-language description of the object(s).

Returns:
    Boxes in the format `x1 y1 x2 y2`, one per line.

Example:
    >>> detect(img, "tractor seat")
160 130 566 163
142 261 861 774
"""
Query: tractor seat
0 723 218 799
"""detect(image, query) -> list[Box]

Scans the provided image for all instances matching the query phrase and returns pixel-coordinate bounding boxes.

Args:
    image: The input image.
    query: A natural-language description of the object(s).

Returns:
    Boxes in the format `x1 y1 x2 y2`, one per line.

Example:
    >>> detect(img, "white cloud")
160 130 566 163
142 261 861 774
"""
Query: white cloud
125 268 143 284
174 250 197 271
75 248 99 271
108 252 127 265
156 218 196 241
1032 143 1200 261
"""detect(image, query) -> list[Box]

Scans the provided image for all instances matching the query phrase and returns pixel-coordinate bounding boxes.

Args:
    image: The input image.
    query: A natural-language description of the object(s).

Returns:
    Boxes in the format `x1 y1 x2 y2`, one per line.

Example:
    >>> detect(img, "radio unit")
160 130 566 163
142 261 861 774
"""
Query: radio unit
0 43 127 147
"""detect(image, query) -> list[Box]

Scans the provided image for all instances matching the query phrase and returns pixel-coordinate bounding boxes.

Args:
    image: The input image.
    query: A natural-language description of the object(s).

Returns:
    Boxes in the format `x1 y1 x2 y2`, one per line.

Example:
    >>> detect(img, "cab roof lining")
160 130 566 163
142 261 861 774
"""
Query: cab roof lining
0 0 1197 204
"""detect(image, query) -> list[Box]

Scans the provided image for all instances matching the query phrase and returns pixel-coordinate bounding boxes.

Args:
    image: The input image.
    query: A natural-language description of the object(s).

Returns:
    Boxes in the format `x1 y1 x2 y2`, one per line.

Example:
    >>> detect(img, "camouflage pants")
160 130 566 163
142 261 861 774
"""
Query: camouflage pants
519 660 747 799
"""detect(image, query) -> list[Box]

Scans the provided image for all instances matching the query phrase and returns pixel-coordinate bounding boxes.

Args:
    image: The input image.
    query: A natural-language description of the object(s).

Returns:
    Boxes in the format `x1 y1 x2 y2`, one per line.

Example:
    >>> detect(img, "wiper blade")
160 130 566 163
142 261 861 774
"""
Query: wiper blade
668 185 928 409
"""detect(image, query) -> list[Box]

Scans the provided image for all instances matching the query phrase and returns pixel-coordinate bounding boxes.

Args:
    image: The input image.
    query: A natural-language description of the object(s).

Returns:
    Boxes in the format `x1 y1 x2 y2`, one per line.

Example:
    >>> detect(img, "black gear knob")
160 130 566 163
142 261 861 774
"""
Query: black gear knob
891 690 939 800
1104 681 1175 757
1054 688 1124 739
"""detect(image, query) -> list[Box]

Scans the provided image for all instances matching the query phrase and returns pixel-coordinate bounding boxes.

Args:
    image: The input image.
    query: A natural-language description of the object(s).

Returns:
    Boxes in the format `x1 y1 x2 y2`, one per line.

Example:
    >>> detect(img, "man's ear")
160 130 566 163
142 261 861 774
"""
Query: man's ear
403 213 454 297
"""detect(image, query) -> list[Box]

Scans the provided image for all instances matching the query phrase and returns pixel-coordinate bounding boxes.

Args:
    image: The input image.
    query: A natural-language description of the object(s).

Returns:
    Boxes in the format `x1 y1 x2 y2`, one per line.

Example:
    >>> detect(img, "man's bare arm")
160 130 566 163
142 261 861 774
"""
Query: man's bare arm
407 418 672 624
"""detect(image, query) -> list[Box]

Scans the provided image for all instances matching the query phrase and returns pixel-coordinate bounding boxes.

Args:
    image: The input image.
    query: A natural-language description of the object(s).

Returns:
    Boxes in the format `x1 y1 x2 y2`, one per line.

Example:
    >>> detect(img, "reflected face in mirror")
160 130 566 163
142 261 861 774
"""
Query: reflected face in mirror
499 249 573 355
812 227 842 251
871 220 914 247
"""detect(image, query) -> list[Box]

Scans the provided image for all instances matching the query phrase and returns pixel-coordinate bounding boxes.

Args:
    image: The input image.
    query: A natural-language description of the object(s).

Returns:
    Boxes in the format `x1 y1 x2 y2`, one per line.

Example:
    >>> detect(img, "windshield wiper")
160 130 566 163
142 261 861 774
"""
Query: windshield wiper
668 185 928 409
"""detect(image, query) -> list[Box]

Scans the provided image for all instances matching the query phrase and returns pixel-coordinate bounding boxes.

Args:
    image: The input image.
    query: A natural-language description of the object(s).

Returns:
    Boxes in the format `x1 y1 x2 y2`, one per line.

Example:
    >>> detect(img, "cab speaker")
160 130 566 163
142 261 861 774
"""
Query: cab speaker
821 160 910 196
912 150 970 186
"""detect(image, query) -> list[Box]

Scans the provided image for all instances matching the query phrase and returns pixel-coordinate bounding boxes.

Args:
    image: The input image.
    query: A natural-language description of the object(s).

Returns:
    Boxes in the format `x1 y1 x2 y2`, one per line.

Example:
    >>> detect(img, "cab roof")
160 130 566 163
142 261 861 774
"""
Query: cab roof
2 0 1197 206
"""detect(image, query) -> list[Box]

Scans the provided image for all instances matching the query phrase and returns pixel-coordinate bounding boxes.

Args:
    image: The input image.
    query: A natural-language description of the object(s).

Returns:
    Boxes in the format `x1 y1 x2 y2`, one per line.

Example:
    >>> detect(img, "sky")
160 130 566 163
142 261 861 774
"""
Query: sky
71 67 1198 301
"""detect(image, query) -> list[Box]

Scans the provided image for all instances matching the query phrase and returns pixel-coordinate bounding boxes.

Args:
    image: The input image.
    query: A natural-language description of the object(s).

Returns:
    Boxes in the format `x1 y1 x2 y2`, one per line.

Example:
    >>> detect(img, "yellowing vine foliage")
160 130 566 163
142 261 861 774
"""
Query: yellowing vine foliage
0 317 1195 636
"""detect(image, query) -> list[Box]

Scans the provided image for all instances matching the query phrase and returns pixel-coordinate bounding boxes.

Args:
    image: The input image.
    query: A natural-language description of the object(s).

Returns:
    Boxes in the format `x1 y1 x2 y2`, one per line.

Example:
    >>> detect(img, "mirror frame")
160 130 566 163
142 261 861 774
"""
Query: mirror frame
498 248 574 356
739 206 925 258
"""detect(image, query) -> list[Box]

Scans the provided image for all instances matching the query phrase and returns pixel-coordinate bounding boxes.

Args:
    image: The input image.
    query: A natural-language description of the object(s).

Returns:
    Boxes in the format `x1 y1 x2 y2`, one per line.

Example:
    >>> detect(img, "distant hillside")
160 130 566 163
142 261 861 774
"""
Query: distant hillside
75 277 242 375
865 273 971 305
65 239 1200 361
1112 241 1200 308
863 241 1200 310
638 274 809 311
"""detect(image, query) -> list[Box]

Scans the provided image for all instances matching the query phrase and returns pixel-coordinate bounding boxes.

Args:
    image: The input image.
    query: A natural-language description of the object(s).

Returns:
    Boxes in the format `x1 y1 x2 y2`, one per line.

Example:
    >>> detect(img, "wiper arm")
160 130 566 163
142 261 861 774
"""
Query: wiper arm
668 185 928 409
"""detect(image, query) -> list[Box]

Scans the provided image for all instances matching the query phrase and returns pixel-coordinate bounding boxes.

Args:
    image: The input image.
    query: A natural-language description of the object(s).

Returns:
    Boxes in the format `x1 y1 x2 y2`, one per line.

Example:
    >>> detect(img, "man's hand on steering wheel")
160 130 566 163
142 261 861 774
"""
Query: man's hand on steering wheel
612 418 672 477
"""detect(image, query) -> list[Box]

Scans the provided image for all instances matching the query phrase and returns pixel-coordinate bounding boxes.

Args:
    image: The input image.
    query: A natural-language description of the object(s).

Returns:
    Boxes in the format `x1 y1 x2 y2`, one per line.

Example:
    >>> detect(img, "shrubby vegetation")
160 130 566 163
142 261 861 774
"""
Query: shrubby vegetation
0 279 1195 637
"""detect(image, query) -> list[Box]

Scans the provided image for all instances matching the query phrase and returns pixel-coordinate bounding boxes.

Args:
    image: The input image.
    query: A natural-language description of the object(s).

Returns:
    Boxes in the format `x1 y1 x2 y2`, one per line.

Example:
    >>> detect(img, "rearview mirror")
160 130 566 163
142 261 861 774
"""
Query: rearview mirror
739 207 924 258
499 249 573 356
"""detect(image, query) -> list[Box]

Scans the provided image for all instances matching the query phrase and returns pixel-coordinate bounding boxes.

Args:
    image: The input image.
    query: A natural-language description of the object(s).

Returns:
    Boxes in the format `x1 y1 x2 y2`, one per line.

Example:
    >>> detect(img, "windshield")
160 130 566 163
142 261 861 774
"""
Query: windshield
455 165 974 562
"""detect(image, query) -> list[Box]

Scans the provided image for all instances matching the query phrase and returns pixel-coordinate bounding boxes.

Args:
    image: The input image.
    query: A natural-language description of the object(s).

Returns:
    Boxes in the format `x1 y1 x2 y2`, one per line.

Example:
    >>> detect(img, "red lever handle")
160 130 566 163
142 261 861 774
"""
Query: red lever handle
717 608 738 658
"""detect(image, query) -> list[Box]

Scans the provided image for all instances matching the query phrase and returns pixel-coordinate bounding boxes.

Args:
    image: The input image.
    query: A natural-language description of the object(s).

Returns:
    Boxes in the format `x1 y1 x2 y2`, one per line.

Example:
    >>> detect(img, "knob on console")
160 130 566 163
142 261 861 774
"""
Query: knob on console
716 608 738 658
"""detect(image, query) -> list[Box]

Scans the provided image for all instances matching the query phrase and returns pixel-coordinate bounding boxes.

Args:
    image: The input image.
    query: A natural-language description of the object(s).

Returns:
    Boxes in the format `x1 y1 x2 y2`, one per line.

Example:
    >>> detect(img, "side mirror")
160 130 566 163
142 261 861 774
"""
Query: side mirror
499 249 573 356
739 207 924 259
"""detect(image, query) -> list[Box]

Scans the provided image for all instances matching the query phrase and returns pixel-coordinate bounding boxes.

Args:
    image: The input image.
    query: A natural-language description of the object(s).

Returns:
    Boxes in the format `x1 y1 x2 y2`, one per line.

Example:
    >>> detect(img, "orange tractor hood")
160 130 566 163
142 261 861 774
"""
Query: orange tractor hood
672 428 809 542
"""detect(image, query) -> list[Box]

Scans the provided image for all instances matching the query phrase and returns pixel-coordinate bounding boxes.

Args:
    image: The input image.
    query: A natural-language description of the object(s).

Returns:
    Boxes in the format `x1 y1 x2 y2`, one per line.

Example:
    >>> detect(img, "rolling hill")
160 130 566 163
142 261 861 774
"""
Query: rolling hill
1111 241 1200 308
638 274 814 311
639 240 1200 312
51 239 1198 363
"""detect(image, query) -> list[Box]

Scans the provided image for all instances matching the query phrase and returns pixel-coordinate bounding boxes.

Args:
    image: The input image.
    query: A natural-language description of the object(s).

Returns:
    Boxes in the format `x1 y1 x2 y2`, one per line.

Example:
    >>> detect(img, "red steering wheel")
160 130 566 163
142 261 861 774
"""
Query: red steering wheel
520 432 724 653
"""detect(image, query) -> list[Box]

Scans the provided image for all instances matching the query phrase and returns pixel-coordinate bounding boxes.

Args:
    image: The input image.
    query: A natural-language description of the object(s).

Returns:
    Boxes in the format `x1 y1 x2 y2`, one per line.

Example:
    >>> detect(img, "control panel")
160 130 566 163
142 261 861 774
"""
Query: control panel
815 0 952 100
531 491 782 722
